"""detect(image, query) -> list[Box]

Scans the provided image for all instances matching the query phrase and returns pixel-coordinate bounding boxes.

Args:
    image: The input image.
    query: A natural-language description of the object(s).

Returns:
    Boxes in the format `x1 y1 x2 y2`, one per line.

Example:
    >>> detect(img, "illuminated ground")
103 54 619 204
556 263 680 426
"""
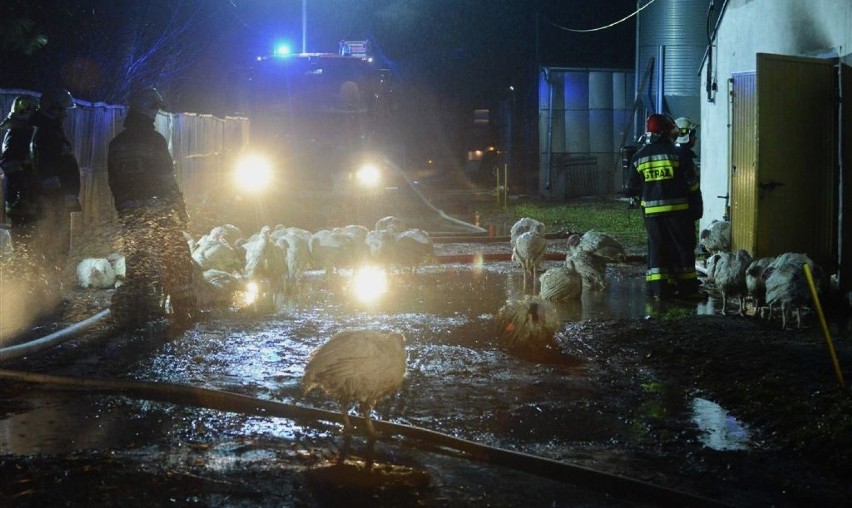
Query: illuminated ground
1 251 851 506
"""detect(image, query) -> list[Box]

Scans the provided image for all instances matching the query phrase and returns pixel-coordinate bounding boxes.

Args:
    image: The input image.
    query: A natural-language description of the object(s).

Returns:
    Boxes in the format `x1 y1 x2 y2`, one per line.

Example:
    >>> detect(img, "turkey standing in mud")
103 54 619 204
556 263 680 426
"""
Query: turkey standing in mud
567 230 626 264
303 329 407 436
512 230 547 294
763 252 821 329
699 220 731 254
713 249 752 314
745 256 775 316
510 217 545 256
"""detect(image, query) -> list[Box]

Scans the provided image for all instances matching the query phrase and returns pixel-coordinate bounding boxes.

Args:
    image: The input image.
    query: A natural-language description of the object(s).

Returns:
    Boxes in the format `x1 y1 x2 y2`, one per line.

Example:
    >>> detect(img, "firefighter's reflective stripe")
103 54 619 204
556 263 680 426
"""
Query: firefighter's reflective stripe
635 153 688 215
635 154 679 182
645 268 672 282
671 265 698 280
641 198 689 215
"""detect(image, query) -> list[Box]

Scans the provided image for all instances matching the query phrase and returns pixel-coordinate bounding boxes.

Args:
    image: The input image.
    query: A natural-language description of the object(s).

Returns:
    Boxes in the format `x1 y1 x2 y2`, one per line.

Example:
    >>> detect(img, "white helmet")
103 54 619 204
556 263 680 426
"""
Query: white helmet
129 87 166 120
675 117 697 144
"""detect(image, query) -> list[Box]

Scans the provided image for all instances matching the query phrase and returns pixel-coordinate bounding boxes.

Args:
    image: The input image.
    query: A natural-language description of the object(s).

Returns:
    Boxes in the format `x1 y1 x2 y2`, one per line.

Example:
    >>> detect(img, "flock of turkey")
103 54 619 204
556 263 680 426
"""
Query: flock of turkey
497 216 831 359
76 216 437 306
74 216 436 435
72 215 828 435
498 216 628 356
699 220 824 329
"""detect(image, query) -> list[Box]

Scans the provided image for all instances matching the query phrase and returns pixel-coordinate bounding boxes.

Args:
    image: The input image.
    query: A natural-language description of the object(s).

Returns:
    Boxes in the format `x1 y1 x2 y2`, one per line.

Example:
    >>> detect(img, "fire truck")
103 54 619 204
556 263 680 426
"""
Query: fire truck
233 40 398 227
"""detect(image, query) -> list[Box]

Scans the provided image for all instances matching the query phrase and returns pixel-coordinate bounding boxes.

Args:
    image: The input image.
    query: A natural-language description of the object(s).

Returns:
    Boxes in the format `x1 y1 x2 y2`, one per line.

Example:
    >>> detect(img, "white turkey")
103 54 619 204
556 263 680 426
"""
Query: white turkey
512 230 546 294
365 228 395 268
567 230 626 264
243 226 288 297
302 329 407 436
563 232 625 290
763 252 821 329
375 216 407 236
212 224 243 246
510 217 545 266
496 295 560 354
269 224 288 243
539 264 583 301
393 228 435 273
195 266 245 308
745 256 775 316
703 252 722 285
106 252 126 281
711 249 752 314
339 224 371 265
310 228 352 277
699 220 731 254
191 229 243 272
277 229 312 296
76 257 117 289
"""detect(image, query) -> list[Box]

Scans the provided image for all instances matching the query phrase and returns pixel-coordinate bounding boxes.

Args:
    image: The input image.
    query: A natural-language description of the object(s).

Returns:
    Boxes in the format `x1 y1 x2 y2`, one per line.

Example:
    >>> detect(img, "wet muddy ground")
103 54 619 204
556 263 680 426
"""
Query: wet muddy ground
2 234 852 507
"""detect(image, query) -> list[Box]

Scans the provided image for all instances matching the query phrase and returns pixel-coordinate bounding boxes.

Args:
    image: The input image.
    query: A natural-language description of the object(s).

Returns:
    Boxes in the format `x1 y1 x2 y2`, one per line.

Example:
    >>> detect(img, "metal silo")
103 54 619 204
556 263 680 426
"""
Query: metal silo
589 71 614 154
563 70 591 154
636 0 709 126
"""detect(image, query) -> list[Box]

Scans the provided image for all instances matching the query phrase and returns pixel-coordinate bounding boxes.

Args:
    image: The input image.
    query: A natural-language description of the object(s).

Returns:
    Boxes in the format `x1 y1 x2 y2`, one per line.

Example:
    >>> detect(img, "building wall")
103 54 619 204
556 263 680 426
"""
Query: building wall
699 0 852 228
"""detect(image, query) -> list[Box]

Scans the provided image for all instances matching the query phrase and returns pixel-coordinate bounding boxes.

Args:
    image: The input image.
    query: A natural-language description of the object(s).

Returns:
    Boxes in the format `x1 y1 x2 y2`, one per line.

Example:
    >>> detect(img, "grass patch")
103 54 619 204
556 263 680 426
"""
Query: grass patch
488 197 648 254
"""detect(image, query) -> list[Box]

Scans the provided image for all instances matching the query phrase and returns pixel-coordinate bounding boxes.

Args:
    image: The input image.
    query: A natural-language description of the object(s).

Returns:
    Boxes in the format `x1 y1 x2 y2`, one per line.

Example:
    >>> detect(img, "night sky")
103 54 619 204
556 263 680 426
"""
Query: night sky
201 0 638 113
0 1 637 111
1 0 638 165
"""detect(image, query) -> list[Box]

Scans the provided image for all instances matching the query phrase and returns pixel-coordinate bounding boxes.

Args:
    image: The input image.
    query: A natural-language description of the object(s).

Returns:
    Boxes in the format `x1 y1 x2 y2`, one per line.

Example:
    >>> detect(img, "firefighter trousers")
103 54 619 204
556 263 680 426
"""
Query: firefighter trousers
643 212 698 298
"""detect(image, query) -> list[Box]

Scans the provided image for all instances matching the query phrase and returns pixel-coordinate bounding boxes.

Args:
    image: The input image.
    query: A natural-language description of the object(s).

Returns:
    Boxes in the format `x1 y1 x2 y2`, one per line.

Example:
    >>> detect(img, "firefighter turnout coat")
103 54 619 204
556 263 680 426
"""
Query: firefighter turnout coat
628 137 699 296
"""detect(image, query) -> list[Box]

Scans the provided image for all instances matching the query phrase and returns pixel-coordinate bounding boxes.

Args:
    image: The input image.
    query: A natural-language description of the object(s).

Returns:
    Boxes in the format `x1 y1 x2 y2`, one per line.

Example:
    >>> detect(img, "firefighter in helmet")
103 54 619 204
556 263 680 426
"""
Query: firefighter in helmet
675 116 703 251
108 87 199 333
1 94 39 231
10 88 82 310
627 114 701 300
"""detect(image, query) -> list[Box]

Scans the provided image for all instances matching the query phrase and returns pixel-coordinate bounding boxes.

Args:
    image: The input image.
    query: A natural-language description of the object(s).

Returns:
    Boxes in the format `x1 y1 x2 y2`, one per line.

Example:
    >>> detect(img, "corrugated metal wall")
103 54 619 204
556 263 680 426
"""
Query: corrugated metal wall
0 89 249 228
635 0 708 137
538 68 635 198
636 0 709 97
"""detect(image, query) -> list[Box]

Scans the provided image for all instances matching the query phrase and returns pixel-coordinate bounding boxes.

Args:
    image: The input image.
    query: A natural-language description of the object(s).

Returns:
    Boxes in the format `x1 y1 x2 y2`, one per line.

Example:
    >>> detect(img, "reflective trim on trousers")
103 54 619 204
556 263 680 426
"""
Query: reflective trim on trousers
643 203 690 215
672 270 697 281
646 271 673 282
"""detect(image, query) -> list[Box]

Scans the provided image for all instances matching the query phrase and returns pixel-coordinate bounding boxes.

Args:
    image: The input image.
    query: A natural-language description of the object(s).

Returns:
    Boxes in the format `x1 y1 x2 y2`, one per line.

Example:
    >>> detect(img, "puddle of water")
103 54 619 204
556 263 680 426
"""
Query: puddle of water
690 397 751 451
0 261 700 456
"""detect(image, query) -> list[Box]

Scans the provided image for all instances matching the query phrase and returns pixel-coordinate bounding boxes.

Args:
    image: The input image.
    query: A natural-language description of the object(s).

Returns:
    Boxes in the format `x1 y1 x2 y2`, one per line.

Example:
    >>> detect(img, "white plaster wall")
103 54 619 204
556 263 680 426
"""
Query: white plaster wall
699 0 852 228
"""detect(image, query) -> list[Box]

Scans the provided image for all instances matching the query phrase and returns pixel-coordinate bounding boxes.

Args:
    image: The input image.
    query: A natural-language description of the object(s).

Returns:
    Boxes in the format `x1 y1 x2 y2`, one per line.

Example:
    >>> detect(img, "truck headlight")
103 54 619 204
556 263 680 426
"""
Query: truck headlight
234 154 273 192
355 162 381 188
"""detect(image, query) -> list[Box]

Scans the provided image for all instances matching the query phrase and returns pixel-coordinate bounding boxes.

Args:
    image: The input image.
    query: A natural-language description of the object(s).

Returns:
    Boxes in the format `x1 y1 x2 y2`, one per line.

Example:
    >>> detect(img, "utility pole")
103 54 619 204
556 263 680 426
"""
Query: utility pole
302 0 307 53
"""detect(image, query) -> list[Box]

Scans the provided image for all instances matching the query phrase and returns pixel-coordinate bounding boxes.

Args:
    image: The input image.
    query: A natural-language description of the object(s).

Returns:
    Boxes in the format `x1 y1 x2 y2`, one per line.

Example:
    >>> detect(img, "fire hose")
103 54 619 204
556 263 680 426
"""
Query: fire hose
0 309 111 362
0 367 728 507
